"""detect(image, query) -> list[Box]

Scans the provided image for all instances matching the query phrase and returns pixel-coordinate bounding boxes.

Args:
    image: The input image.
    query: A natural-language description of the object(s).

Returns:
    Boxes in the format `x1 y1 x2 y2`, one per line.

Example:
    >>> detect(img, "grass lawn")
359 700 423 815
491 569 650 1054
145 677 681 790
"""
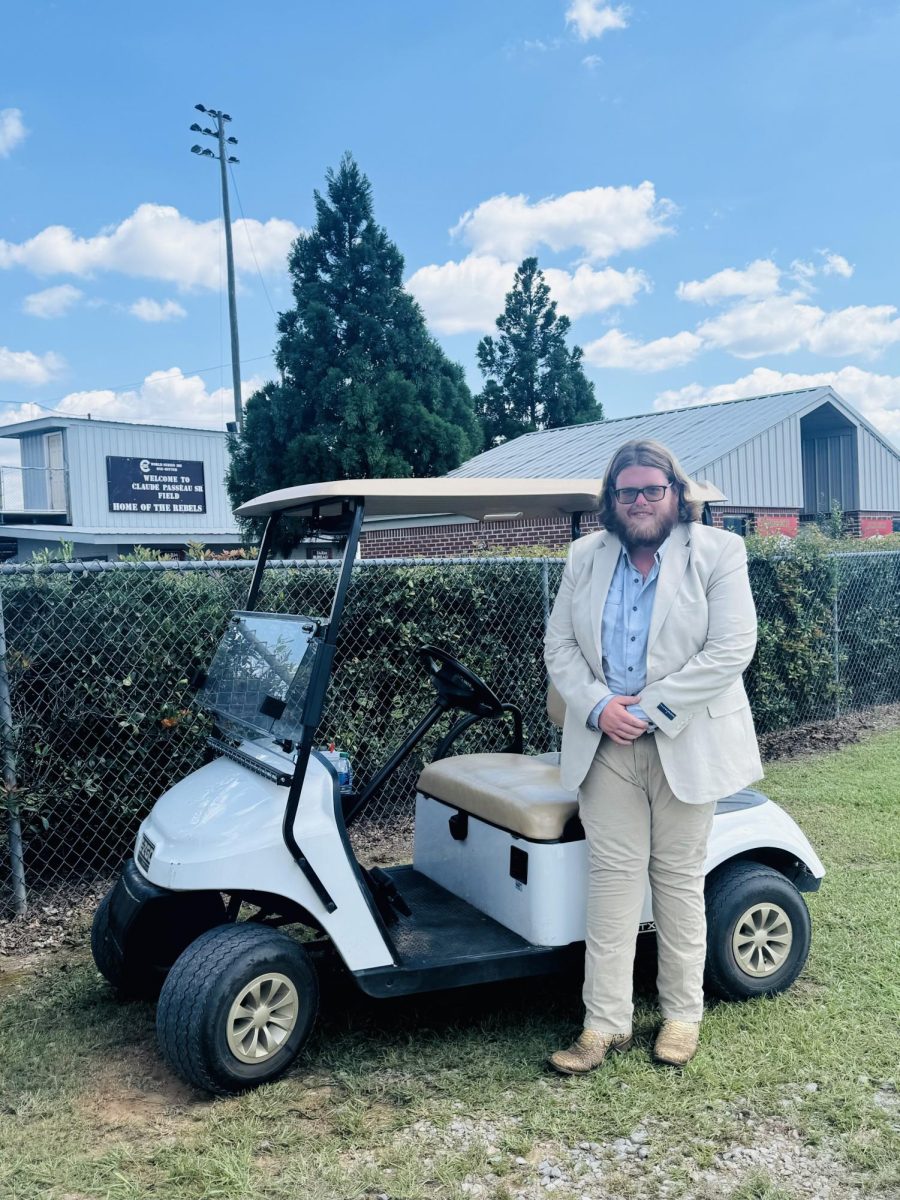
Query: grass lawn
0 732 898 1200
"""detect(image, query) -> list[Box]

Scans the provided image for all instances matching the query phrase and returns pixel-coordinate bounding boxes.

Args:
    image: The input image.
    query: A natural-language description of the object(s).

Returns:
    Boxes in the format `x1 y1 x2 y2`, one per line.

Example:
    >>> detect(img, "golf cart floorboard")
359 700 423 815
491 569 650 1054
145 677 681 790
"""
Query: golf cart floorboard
352 866 581 998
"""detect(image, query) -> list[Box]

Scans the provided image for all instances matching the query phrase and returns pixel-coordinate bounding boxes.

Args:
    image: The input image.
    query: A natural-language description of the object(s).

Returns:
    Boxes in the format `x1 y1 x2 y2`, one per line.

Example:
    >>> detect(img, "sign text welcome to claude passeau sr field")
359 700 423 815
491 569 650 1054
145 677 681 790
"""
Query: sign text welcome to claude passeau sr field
106 456 207 514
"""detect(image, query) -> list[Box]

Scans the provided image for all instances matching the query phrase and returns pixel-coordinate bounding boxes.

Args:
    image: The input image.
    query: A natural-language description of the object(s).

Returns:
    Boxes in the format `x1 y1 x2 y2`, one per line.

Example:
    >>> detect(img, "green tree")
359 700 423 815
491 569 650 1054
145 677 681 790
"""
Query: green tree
227 154 480 520
475 257 601 447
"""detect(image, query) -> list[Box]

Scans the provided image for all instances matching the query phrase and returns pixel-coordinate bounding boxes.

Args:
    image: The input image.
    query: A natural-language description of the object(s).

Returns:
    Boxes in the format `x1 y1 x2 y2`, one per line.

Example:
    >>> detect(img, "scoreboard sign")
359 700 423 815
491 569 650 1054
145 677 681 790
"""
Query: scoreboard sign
106 456 207 514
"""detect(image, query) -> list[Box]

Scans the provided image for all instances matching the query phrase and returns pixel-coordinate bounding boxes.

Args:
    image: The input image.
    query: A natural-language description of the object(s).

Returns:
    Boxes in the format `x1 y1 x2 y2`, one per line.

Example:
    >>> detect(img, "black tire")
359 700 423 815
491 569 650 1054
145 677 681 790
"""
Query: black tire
705 860 812 1001
90 882 227 999
157 923 319 1096
90 889 121 986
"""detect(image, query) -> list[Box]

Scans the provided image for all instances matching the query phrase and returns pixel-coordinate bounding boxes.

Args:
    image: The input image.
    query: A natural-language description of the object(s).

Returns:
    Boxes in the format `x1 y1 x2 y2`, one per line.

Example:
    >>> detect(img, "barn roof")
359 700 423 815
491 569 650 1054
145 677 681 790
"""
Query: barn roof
450 386 899 480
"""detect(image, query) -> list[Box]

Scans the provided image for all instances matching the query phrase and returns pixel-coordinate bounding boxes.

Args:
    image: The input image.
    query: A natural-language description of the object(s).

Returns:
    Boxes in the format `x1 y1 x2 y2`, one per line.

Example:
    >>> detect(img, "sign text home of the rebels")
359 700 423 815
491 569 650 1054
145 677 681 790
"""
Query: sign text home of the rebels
106 456 207 514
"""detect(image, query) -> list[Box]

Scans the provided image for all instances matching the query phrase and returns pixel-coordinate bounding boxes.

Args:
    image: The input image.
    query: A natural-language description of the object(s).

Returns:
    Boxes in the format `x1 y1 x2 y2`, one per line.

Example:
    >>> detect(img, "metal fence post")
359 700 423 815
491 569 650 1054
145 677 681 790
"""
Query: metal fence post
0 586 26 915
832 556 841 719
540 560 551 631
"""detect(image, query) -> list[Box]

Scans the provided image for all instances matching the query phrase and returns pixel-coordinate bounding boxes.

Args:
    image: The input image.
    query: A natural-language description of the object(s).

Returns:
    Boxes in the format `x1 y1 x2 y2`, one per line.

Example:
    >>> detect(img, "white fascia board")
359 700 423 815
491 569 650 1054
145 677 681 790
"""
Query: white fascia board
0 525 241 545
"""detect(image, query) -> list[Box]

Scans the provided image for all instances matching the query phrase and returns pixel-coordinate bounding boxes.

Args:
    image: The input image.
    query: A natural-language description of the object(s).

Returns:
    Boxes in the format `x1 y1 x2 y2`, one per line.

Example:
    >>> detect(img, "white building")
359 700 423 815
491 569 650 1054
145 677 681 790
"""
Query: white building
0 416 243 562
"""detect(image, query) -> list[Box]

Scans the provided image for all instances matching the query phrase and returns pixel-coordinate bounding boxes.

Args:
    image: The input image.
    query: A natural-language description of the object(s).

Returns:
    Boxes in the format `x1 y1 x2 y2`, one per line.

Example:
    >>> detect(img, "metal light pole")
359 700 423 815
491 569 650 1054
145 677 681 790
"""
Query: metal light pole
191 104 243 433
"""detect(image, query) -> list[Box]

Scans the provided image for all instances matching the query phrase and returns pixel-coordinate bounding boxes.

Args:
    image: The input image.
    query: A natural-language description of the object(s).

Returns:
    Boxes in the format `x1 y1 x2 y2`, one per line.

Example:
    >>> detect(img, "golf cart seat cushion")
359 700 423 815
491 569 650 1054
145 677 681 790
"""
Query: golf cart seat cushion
417 753 577 841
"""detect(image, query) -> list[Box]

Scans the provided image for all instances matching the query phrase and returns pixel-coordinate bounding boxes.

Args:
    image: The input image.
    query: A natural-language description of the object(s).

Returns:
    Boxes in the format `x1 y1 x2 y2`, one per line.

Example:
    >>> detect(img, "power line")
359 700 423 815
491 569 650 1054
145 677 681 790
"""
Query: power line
229 163 279 320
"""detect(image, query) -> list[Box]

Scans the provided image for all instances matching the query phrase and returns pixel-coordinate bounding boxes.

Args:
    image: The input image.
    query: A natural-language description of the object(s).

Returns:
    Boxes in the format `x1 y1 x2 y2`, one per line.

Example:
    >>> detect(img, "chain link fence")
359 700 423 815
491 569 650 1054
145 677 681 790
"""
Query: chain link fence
1 548 898 921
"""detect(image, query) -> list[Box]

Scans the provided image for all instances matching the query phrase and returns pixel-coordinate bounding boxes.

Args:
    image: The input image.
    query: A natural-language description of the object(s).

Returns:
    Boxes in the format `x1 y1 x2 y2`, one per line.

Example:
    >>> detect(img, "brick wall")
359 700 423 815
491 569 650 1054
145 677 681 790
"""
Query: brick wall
853 513 896 538
359 505 900 558
710 507 801 536
360 515 602 559
755 512 801 537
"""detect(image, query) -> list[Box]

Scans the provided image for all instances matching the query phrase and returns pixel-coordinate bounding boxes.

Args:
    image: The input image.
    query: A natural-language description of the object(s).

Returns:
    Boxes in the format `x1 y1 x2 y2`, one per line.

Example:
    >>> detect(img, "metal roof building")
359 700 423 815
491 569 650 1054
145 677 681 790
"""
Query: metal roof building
361 387 900 557
0 415 242 562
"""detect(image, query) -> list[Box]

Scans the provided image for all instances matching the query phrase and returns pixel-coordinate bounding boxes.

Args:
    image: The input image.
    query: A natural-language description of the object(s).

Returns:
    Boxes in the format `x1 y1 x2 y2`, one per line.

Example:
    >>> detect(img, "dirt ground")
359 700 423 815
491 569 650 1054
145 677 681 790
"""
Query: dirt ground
2 702 900 962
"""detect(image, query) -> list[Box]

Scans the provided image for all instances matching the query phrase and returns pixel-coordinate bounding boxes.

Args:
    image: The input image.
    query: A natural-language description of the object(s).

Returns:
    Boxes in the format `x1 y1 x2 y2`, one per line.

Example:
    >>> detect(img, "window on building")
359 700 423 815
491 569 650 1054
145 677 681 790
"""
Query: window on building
893 517 900 534
722 515 750 537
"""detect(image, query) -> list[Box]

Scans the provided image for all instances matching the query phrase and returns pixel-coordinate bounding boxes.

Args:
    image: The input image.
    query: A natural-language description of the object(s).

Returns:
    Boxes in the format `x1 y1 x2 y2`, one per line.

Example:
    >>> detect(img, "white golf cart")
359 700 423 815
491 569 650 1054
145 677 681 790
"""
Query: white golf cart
92 479 824 1096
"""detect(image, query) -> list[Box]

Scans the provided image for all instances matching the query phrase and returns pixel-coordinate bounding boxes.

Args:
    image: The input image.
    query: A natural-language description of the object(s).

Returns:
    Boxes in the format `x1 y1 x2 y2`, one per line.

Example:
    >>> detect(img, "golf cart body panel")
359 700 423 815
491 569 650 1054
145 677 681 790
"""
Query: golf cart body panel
136 751 395 972
413 785 824 948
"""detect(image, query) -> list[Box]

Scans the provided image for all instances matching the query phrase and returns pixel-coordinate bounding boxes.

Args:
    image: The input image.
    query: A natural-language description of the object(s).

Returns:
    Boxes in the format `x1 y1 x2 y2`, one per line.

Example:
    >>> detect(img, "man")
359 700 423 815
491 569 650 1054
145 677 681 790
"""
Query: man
544 438 762 1073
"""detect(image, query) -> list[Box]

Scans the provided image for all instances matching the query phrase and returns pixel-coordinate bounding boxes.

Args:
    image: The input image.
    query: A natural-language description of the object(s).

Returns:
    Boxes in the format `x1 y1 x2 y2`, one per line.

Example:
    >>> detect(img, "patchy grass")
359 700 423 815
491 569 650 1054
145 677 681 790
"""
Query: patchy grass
1 733 898 1200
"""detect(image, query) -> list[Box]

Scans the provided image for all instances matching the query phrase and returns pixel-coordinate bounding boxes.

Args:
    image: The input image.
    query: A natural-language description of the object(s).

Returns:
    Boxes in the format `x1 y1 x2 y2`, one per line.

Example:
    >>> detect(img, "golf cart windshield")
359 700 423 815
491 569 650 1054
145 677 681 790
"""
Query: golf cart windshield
199 611 320 744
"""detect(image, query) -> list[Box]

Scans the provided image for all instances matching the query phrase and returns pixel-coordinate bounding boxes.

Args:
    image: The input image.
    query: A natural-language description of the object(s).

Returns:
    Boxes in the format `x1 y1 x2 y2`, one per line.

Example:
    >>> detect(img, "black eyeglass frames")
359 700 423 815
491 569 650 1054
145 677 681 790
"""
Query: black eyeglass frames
613 484 672 504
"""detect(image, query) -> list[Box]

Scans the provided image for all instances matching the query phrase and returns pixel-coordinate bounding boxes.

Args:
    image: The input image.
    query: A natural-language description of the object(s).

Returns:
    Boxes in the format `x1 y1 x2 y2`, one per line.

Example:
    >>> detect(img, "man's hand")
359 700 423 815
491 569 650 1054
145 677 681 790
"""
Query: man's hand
598 695 648 745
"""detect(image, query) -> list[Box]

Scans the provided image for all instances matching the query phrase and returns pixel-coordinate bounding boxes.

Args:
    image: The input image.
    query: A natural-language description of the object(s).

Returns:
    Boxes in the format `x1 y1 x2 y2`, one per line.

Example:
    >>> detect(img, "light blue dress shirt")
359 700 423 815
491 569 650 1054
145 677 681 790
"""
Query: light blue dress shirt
588 539 669 732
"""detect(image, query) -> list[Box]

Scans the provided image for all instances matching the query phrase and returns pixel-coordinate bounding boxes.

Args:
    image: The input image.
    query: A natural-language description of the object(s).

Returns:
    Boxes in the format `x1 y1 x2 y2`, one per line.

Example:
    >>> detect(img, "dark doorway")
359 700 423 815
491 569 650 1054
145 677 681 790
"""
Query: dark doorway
800 402 858 515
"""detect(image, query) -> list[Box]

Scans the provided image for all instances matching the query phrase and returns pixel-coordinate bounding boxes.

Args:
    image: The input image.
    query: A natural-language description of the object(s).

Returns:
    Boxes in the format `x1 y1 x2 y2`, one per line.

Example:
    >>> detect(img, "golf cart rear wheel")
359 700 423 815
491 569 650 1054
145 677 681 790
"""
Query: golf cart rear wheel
157 923 319 1096
704 860 811 1001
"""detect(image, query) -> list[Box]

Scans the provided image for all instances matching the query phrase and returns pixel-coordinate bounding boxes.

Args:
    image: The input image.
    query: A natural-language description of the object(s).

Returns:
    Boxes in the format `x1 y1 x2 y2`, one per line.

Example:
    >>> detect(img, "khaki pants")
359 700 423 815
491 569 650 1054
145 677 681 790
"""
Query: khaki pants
578 735 715 1034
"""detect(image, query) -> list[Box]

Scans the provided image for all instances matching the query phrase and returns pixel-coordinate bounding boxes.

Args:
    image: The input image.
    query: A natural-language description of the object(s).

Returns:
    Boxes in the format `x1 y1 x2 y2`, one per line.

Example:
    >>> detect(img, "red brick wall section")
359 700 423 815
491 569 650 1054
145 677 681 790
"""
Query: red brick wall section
858 515 894 538
359 515 601 559
755 513 800 537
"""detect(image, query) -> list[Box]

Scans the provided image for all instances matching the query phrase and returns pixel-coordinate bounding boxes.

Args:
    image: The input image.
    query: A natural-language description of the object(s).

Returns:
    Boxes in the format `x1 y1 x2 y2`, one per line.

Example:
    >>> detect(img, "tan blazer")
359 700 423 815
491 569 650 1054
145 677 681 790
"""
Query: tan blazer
544 521 763 804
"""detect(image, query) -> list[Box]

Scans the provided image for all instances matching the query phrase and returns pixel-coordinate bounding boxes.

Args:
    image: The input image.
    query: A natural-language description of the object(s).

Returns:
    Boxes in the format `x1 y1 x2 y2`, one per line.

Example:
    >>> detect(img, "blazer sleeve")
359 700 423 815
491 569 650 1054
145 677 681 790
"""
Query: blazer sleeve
640 534 757 739
544 541 611 723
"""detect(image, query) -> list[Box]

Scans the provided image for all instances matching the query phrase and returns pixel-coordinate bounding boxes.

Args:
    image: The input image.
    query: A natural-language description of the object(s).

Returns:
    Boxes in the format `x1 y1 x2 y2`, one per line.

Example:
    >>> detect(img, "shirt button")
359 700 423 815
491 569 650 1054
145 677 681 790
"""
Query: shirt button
628 666 634 672
630 636 636 642
632 606 637 611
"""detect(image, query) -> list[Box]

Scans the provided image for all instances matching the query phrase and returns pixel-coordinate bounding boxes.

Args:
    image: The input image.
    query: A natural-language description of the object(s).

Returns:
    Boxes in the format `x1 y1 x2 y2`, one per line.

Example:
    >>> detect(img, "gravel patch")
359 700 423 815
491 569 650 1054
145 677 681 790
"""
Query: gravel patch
390 1104 894 1200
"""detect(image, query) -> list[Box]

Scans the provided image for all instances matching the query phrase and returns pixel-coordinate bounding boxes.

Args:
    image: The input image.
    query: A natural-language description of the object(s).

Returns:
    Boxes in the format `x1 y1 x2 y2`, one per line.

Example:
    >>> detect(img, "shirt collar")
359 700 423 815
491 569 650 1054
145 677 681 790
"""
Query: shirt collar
621 534 670 571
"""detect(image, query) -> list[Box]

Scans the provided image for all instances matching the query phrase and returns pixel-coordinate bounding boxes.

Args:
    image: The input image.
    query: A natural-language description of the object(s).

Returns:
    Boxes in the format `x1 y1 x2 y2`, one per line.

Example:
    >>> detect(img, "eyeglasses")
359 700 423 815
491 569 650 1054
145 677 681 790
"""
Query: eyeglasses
613 484 672 504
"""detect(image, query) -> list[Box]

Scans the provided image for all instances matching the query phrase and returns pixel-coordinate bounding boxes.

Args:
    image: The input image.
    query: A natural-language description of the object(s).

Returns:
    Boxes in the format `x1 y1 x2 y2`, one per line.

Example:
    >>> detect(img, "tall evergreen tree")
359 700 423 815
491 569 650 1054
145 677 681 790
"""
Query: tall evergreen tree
475 257 601 447
227 154 480 514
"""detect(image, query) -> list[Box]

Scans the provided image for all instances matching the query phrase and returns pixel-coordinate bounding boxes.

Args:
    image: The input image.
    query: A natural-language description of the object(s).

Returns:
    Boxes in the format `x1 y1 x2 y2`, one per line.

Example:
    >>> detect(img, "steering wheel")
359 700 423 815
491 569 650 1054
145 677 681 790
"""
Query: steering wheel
417 645 505 718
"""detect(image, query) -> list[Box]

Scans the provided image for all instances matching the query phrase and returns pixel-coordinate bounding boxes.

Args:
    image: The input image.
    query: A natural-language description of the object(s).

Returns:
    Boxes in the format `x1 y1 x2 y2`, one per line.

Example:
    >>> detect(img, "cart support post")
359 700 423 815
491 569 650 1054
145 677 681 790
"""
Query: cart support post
245 513 280 612
0 590 26 915
281 500 366 911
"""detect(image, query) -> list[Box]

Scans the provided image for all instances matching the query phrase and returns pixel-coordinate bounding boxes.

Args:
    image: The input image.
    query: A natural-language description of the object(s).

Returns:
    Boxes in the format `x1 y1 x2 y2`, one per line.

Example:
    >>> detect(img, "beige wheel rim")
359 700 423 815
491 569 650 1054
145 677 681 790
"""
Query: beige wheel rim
732 902 793 977
226 971 299 1063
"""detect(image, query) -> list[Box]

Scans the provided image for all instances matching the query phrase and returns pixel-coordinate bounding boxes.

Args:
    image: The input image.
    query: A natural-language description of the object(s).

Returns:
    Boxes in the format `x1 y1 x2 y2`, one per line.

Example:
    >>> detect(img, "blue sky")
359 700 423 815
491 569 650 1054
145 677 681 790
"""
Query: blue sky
3 0 900 466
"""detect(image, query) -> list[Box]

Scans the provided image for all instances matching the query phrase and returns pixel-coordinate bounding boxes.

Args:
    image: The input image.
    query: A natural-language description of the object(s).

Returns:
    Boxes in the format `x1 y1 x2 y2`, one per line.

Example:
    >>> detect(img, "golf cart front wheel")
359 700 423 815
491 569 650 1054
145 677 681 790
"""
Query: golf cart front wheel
157 923 319 1096
704 860 811 1001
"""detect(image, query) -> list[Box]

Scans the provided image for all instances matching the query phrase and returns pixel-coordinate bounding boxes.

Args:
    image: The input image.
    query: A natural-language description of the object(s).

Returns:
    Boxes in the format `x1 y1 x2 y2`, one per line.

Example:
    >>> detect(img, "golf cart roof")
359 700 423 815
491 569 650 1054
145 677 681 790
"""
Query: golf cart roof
235 477 726 521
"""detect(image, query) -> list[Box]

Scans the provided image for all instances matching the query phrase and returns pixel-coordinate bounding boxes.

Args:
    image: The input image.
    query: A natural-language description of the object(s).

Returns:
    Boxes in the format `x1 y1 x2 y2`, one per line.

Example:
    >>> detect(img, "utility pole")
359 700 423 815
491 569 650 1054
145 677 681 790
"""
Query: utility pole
190 104 243 433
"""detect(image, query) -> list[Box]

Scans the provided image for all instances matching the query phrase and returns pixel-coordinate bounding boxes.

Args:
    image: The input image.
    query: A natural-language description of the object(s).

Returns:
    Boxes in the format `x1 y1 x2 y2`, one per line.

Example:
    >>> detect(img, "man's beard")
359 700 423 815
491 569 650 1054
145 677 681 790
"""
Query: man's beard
609 505 680 549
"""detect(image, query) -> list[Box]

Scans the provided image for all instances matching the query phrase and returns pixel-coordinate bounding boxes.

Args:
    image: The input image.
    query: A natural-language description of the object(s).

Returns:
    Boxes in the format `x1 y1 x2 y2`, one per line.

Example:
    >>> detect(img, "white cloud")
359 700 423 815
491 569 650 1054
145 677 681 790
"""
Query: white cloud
806 305 900 356
654 365 900 445
677 259 781 305
582 54 603 69
129 298 187 323
698 296 824 357
0 347 65 385
0 108 27 157
22 284 83 318
406 255 648 334
0 367 265 430
0 203 301 290
566 1 629 41
820 250 854 278
698 296 900 359
583 328 703 371
451 182 674 263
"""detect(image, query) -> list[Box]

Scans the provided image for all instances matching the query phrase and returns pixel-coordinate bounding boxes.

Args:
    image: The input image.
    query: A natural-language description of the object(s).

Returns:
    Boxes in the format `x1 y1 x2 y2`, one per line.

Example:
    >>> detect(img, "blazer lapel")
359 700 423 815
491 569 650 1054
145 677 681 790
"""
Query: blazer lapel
588 530 621 667
648 522 691 649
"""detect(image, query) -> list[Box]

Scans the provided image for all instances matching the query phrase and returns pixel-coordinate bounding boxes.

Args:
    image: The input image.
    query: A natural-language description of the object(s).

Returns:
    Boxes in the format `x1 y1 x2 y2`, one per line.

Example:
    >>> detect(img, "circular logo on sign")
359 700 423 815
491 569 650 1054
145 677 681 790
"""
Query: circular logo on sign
139 459 150 473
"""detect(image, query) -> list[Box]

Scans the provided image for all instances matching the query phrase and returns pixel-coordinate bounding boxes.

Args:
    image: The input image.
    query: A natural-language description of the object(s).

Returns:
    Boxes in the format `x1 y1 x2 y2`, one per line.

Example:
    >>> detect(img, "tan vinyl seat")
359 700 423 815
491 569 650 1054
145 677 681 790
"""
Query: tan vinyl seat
416 752 578 842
